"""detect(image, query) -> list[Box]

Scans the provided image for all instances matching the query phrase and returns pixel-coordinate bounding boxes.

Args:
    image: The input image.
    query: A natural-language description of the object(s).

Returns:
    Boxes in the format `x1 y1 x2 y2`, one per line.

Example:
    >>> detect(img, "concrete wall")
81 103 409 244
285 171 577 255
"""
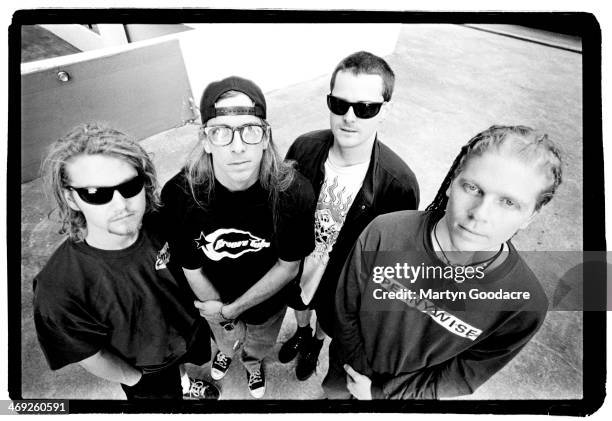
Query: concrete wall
21 24 401 182
20 39 194 182
34 23 400 100
124 24 193 42
178 24 401 100
39 24 129 50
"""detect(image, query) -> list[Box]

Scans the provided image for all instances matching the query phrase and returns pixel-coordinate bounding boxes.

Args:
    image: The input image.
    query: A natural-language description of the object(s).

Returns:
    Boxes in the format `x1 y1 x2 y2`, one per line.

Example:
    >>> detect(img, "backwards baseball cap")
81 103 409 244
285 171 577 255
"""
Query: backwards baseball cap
199 76 267 124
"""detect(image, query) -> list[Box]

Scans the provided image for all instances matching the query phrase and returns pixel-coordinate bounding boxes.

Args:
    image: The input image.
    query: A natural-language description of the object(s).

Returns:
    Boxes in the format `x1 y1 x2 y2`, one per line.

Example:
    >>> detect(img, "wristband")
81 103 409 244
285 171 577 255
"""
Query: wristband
219 306 236 332
219 305 233 322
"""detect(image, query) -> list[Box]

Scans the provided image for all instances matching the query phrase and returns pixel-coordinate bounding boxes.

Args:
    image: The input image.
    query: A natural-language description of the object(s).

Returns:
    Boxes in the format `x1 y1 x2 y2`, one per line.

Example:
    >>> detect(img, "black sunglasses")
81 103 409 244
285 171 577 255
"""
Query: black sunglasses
68 175 145 205
326 94 385 119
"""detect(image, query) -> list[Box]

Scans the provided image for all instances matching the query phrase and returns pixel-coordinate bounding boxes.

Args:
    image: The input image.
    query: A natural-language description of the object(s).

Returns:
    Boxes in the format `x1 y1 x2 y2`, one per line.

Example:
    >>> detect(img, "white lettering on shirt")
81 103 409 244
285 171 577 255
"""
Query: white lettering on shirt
194 228 270 261
379 276 483 340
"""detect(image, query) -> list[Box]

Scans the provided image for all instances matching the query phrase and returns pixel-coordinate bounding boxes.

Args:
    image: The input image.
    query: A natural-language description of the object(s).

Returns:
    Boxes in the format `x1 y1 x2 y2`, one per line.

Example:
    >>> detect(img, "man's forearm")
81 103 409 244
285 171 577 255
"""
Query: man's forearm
223 259 299 319
183 267 221 301
78 349 142 386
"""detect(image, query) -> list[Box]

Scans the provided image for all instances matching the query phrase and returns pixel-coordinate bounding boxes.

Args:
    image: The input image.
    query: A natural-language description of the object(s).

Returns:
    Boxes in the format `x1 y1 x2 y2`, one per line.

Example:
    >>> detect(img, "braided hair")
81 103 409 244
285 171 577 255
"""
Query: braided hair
425 125 563 222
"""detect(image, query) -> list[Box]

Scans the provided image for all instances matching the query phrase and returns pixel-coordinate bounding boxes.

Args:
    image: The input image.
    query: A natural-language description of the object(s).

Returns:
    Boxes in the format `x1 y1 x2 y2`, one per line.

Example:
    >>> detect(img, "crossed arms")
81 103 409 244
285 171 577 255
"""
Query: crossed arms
183 258 299 321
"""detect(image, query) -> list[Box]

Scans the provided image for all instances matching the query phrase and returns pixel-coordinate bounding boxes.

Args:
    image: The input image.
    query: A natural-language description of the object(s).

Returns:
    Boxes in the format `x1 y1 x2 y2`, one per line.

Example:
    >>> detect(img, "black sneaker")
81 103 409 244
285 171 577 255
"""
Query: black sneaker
246 366 266 398
183 377 220 400
211 351 232 380
278 328 312 363
296 337 324 381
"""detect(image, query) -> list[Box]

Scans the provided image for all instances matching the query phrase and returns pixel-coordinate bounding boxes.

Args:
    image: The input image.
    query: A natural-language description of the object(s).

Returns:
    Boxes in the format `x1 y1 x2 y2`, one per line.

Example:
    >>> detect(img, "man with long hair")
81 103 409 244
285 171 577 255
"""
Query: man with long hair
33 123 219 400
160 77 315 398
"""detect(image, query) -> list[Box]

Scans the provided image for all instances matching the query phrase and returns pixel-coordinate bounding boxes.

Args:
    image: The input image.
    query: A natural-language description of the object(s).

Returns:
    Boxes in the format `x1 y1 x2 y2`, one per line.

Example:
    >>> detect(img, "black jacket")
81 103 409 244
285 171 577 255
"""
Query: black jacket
285 129 420 336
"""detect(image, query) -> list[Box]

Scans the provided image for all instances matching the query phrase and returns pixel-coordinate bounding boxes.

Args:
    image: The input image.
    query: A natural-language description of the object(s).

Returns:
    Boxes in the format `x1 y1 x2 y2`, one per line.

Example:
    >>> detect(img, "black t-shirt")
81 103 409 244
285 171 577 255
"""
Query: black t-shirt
161 171 315 324
33 225 204 373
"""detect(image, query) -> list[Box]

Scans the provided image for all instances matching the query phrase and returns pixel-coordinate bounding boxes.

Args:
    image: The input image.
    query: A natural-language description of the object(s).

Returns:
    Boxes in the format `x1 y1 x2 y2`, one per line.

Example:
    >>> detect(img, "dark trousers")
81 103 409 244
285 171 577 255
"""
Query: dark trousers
322 339 352 399
121 365 182 400
121 320 212 400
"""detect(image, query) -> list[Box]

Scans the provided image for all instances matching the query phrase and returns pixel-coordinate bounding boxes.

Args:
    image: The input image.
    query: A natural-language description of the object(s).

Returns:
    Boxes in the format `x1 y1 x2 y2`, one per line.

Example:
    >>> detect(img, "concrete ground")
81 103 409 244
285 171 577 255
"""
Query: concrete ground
20 25 583 401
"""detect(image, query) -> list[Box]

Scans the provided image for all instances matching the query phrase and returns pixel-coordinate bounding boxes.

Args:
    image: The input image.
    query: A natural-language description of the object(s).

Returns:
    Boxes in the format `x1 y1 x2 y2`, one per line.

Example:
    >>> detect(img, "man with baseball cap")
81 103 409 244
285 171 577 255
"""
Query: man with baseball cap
160 76 315 398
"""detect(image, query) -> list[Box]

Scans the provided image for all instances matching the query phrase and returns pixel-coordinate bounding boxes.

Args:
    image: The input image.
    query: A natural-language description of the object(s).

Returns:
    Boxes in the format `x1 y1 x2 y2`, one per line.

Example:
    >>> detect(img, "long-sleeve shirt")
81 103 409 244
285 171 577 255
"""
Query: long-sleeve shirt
325 210 548 399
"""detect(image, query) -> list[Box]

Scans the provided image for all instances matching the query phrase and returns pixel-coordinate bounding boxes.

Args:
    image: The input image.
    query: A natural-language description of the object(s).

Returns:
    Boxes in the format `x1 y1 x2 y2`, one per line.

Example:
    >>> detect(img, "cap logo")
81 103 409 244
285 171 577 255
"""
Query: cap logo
214 106 257 116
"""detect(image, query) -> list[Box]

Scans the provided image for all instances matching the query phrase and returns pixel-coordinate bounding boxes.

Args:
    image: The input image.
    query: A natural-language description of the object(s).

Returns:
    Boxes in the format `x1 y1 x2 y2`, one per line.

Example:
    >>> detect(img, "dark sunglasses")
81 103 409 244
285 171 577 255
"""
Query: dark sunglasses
326 94 385 119
68 175 145 205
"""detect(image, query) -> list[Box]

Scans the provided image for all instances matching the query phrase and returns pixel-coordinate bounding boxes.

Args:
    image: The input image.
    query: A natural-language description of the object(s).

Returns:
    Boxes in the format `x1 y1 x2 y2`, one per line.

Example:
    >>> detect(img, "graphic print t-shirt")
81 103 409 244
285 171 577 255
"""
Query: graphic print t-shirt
299 156 369 304
174 176 315 324
33 227 200 372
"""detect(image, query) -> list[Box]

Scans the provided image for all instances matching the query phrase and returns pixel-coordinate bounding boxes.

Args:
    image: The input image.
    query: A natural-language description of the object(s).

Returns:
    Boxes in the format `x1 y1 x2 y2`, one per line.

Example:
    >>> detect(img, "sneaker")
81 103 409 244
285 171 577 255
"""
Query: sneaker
211 351 232 380
296 337 324 381
278 328 312 363
183 377 220 400
246 367 266 399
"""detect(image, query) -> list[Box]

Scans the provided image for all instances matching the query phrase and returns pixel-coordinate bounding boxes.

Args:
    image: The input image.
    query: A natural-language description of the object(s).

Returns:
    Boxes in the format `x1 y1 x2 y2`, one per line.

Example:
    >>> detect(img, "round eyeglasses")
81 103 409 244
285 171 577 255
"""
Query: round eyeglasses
202 123 268 146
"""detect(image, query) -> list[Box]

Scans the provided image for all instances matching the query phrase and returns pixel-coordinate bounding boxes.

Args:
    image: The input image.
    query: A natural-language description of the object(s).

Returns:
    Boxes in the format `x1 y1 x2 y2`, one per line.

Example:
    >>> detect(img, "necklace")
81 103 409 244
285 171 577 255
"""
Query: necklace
433 220 504 270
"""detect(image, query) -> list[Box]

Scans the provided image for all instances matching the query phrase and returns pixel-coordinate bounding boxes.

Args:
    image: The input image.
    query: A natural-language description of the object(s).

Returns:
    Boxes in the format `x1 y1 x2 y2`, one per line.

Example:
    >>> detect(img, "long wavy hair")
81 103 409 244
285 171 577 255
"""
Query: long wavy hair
41 122 160 241
184 91 296 224
425 125 563 222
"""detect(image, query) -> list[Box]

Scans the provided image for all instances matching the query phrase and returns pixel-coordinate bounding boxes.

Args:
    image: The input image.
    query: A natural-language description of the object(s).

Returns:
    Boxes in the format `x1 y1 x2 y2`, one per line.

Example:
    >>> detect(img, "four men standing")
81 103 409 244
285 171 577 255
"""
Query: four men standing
31 51 554 402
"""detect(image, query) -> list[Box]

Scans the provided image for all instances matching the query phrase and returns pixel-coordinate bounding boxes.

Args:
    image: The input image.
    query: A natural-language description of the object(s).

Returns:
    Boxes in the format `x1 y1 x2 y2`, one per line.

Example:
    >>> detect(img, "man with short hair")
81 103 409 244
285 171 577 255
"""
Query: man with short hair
281 51 420 380
33 123 219 400
160 76 315 398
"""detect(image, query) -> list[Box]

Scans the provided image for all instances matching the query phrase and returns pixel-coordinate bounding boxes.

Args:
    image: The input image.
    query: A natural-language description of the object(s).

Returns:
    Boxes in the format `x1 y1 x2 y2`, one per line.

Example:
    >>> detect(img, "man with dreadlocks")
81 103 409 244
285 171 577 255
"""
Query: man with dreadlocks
323 125 562 399
160 76 315 398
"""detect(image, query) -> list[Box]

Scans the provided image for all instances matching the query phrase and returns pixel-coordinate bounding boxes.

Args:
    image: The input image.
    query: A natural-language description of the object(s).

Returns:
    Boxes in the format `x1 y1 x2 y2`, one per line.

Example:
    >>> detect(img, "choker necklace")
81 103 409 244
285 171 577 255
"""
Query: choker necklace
433 220 504 270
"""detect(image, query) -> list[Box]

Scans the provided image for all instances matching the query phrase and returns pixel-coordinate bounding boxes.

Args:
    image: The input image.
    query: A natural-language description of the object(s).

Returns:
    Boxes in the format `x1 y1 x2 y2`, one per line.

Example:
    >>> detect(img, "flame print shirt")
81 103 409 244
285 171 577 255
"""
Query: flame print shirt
314 157 369 256
298 157 369 304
